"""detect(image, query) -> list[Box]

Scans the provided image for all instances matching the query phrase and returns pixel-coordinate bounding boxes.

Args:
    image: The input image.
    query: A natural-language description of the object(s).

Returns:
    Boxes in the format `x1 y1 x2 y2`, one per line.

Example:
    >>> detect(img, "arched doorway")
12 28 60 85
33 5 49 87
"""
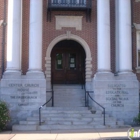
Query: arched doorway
45 33 92 90
51 40 85 84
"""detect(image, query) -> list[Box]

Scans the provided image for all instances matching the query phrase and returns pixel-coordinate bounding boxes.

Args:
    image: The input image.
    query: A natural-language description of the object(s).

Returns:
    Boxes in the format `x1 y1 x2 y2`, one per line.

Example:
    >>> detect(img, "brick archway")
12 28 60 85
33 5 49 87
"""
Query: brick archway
45 32 92 89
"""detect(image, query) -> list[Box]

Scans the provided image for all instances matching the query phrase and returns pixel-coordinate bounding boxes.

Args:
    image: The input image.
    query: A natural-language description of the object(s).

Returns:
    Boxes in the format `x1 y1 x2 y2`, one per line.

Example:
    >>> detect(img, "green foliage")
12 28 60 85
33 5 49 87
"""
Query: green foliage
133 113 140 125
0 101 10 131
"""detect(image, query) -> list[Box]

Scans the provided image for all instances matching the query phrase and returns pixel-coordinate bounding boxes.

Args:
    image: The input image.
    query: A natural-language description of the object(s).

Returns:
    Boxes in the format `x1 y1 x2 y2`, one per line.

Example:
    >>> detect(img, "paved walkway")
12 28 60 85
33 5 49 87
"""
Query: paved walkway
0 127 140 140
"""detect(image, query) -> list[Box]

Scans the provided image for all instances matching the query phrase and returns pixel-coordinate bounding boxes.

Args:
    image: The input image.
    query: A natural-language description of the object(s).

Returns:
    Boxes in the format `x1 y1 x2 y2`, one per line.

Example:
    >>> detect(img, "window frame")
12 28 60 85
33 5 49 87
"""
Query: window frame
134 23 140 73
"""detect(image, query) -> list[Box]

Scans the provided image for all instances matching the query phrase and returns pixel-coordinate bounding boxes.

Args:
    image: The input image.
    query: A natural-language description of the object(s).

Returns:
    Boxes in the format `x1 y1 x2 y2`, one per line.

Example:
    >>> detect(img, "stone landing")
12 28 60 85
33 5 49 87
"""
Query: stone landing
53 85 85 107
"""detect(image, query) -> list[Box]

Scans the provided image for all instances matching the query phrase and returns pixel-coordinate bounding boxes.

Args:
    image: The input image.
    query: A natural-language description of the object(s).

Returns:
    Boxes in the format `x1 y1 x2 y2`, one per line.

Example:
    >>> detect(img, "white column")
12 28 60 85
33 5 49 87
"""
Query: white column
27 0 44 76
97 0 111 72
5 0 22 75
118 0 132 73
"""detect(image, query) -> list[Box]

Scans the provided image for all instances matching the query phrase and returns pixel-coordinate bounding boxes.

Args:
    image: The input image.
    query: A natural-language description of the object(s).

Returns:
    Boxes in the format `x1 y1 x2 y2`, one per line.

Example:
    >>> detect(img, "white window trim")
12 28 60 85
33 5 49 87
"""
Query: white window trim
134 23 140 73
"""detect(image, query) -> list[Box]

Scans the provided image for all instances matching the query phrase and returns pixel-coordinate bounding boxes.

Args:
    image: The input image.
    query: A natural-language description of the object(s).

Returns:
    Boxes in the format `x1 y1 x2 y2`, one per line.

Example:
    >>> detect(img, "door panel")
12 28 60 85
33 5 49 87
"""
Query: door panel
52 52 66 84
66 52 79 84
51 45 85 84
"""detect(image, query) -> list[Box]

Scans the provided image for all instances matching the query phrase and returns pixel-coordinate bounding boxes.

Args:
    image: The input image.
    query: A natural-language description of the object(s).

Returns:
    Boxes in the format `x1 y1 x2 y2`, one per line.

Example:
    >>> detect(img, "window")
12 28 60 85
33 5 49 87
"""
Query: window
136 31 140 72
69 53 76 70
137 32 140 66
55 53 63 70
52 0 86 5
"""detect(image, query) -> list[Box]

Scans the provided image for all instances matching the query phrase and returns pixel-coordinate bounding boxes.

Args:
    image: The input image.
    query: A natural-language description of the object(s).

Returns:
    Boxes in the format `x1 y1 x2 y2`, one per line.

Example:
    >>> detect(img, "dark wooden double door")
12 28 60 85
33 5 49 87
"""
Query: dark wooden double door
51 43 85 84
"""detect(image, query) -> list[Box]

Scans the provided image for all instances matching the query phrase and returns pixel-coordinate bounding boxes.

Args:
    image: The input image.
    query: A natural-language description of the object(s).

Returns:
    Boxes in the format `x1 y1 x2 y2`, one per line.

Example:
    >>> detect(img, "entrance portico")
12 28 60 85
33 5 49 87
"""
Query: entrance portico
0 0 139 126
45 33 93 90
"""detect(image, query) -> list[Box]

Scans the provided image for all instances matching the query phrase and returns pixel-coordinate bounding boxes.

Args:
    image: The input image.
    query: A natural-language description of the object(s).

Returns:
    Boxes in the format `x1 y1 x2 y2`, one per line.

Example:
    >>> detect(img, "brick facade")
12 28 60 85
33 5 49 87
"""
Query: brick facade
0 0 5 77
0 0 140 80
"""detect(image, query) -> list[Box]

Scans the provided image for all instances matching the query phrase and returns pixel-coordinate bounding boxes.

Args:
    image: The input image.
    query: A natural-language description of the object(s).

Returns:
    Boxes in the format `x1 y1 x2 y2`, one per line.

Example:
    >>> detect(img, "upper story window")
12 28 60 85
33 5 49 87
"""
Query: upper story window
47 0 92 22
52 0 86 5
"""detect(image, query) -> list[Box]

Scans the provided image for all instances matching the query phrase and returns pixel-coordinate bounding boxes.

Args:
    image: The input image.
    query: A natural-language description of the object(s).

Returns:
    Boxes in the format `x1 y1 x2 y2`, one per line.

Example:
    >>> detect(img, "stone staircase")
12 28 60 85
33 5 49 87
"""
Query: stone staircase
12 85 125 131
53 85 85 107
12 107 124 131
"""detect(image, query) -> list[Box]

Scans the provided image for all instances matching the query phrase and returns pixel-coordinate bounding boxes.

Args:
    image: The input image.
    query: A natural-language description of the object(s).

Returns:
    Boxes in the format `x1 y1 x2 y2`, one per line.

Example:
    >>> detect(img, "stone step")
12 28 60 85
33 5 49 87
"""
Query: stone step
51 85 85 106
19 120 106 125
38 124 106 130
41 107 89 111
27 116 113 122
13 124 107 131
41 110 91 114
93 117 116 122
54 93 84 95
33 113 102 118
54 90 85 92
53 103 84 107
44 121 106 126
116 120 124 125
53 85 82 89
53 97 84 100
27 117 94 121
13 125 37 131
20 121 38 125
12 104 120 131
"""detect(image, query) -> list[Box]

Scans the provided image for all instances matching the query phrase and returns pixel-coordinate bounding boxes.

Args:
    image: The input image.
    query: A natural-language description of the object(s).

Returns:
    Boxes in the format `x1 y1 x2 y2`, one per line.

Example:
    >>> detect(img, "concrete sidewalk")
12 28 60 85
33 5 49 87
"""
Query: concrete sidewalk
0 127 140 140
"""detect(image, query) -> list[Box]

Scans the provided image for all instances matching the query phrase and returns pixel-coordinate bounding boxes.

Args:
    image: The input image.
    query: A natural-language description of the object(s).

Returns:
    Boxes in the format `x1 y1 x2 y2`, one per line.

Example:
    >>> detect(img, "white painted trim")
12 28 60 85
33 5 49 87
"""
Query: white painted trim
45 33 92 88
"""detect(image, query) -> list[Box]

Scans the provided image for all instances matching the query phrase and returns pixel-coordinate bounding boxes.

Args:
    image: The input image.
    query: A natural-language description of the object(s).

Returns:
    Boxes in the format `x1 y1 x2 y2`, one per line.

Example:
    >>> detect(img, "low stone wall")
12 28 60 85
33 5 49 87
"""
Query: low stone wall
0 77 46 125
92 73 139 124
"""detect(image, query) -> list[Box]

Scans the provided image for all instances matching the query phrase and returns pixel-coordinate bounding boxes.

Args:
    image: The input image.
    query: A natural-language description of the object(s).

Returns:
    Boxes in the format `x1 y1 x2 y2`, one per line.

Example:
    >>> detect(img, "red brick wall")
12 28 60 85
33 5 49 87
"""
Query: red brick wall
0 0 7 78
133 0 140 81
1 0 140 82
0 0 4 77
22 0 29 75
42 0 97 76
110 0 115 73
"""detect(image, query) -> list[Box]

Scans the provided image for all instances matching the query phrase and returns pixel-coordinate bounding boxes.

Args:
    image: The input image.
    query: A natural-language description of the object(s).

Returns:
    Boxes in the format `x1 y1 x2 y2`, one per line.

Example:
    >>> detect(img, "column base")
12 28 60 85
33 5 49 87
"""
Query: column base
94 72 114 80
118 69 132 74
117 72 137 80
26 70 45 79
3 70 21 79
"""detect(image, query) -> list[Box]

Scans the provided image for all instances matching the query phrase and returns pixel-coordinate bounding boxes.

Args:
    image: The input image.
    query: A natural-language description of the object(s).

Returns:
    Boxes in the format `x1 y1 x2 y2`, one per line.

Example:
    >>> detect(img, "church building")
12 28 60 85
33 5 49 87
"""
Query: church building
0 0 140 130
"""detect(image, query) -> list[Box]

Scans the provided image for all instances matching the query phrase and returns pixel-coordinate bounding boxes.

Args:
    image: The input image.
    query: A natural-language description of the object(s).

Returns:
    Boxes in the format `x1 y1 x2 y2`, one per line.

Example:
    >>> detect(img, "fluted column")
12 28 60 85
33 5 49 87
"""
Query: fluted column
27 0 44 78
118 0 132 73
5 0 22 75
97 0 111 73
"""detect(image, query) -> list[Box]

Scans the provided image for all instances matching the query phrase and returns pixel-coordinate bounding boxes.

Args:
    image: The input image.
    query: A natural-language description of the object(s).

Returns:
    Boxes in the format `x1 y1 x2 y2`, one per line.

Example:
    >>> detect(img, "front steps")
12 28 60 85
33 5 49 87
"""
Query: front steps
12 107 125 131
53 85 85 107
